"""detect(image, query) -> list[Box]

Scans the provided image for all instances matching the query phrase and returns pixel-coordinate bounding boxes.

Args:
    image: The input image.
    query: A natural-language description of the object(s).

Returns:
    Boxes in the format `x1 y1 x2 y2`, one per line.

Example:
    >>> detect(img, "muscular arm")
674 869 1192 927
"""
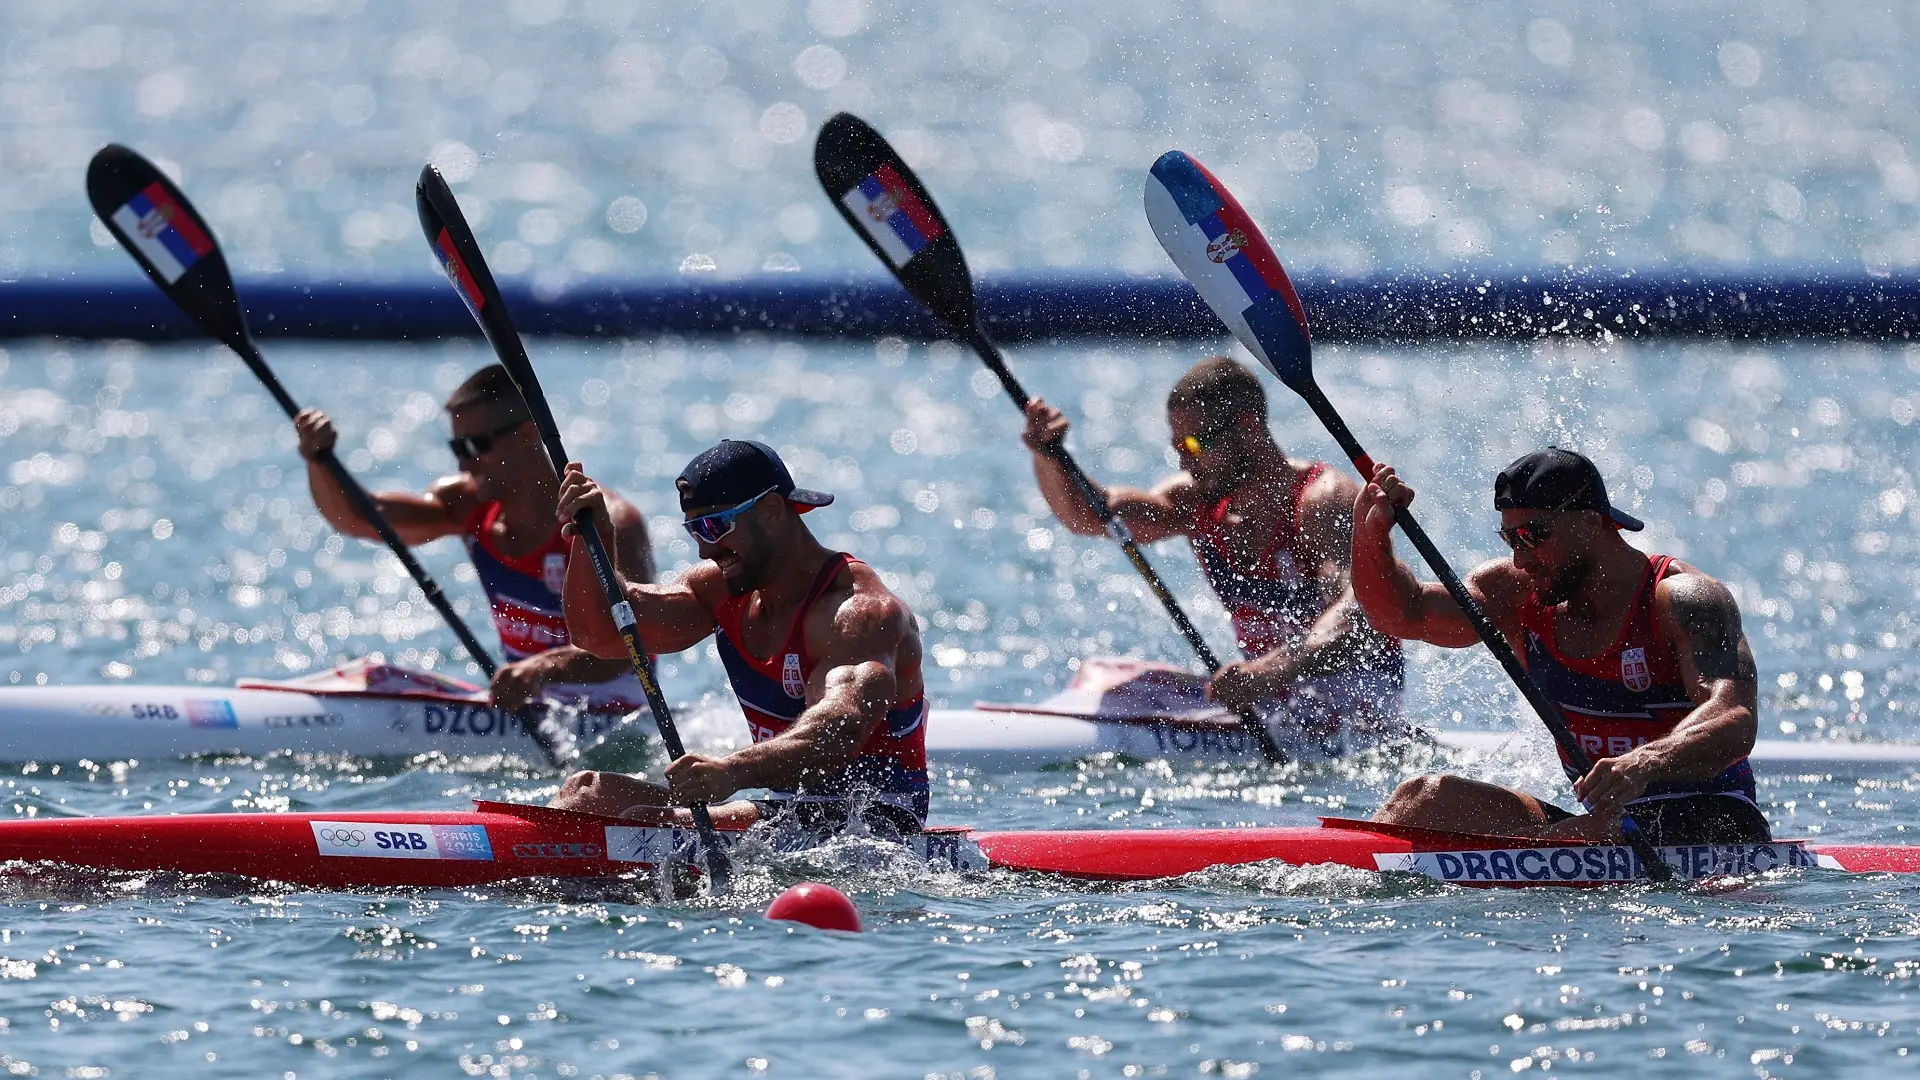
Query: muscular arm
604 493 657 585
718 587 909 794
307 466 472 546
1275 470 1390 676
1574 569 1760 818
1022 398 1196 544
1349 465 1521 649
561 549 719 659
1638 572 1760 779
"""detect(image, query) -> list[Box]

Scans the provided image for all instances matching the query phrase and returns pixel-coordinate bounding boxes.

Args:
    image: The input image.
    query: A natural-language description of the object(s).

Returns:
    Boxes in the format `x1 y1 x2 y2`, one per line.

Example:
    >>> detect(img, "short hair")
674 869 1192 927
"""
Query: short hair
1167 356 1267 424
444 364 528 418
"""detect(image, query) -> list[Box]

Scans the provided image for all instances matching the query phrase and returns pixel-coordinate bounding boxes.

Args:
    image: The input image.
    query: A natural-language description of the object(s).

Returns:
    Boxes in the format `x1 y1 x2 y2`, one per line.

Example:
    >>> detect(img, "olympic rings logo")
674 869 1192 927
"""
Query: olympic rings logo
318 828 366 846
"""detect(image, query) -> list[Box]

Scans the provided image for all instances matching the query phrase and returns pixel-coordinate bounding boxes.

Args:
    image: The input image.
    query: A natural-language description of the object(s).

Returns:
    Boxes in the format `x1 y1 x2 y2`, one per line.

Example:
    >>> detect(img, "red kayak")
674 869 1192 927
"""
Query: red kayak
0 804 1913 889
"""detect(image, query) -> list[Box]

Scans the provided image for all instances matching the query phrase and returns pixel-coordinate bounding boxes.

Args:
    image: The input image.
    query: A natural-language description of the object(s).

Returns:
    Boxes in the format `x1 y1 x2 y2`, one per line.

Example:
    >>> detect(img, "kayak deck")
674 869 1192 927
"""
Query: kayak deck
0 804 1914 890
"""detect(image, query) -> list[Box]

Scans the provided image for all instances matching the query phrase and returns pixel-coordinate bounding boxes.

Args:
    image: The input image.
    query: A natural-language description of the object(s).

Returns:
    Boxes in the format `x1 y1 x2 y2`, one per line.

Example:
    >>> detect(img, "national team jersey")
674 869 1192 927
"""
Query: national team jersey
461 501 575 662
1517 554 1757 806
712 553 930 823
1189 462 1405 679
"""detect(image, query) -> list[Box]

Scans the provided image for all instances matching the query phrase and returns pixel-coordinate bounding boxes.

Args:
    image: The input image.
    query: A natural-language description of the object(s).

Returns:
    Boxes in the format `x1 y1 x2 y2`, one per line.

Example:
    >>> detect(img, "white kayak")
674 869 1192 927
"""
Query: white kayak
924 658 1920 770
0 659 636 763
3 656 1913 771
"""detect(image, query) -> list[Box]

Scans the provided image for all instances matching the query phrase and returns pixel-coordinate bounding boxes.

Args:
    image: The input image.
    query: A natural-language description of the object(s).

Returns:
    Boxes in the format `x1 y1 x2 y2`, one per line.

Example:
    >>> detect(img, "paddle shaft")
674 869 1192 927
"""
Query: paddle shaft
1292 381 1674 880
234 339 503 681
965 326 1291 763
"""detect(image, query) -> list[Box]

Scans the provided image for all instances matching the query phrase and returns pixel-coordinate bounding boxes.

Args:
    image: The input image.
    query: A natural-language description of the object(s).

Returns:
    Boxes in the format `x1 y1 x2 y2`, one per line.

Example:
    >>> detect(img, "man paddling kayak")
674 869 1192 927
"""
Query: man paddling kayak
1352 447 1767 845
549 439 930 835
1021 356 1405 752
294 364 653 713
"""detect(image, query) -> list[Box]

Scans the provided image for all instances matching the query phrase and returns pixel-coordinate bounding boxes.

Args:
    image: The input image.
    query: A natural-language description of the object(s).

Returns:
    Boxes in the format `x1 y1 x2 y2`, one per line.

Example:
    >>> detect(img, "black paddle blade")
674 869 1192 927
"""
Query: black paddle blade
813 112 978 333
86 144 250 350
414 165 566 467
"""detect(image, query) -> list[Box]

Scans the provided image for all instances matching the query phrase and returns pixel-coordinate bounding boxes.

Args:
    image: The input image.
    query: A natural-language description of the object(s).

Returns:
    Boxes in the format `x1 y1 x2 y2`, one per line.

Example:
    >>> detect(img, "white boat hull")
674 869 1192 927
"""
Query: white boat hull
0 683 633 762
924 708 1920 769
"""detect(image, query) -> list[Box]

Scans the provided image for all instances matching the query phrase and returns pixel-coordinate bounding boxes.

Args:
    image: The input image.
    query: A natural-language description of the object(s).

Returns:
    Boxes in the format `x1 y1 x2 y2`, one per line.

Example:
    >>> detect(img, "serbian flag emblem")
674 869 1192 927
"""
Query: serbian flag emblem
841 164 944 269
111 182 214 285
1144 151 1314 389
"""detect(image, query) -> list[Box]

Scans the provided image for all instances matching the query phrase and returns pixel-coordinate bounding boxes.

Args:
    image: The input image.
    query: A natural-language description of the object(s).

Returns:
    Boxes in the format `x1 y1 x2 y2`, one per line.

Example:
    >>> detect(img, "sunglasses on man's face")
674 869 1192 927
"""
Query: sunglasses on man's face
1174 423 1237 458
1497 516 1556 552
682 487 777 544
448 419 528 461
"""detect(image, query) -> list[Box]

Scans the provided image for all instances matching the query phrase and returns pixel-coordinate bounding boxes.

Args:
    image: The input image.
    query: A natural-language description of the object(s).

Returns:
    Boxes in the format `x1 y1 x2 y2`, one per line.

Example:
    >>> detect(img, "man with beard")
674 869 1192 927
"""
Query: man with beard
1352 448 1767 845
1021 356 1404 753
294 364 652 712
548 439 930 835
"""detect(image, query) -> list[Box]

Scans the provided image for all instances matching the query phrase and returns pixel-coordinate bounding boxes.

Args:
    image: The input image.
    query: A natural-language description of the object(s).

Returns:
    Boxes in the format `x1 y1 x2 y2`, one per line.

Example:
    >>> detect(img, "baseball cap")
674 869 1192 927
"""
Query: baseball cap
1493 447 1643 531
676 439 834 513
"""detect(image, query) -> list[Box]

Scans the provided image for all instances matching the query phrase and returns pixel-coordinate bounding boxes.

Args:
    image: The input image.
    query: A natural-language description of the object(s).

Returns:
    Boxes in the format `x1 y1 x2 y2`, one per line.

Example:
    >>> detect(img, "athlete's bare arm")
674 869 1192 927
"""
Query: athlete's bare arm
1350 463 1526 649
674 568 914 802
555 464 716 659
295 408 475 546
1286 468 1389 673
1021 398 1199 544
1573 568 1760 815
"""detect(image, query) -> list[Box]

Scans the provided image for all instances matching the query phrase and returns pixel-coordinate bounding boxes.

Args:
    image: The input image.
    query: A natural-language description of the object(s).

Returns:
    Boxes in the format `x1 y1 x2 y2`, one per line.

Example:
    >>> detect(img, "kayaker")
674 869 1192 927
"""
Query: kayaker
293 363 653 713
1352 447 1767 845
1020 355 1406 752
549 439 930 836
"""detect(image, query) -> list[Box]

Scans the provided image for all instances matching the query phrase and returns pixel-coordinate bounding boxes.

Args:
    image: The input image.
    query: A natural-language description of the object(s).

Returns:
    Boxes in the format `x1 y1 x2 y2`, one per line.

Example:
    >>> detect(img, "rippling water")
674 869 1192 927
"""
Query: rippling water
5 2 1920 281
6 1 1920 1076
1 335 1918 1075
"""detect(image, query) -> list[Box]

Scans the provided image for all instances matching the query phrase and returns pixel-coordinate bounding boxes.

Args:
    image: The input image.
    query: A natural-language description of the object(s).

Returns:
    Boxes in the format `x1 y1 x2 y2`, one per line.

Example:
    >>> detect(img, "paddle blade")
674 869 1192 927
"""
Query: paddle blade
86 144 250 350
1145 151 1315 393
414 164 564 465
813 112 977 333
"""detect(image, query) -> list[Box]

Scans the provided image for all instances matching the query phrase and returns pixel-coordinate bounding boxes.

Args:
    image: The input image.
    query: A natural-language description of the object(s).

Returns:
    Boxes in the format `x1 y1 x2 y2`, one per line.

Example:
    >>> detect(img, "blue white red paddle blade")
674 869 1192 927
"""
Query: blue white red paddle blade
1145 150 1315 392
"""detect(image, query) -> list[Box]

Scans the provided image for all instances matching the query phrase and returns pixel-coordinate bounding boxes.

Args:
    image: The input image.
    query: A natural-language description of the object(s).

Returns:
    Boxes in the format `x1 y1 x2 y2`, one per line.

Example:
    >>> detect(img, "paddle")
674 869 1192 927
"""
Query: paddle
84 144 577 771
1144 149 1674 882
812 113 1290 764
413 163 732 892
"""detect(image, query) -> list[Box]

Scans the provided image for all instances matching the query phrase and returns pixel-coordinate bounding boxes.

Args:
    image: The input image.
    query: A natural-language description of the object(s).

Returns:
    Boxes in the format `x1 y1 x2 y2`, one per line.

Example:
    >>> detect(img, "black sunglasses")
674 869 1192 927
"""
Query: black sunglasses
448 419 527 461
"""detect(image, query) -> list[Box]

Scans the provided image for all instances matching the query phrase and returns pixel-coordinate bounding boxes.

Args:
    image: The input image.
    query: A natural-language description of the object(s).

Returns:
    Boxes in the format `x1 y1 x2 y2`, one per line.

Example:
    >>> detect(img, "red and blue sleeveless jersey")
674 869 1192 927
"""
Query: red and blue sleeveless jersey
712 553 930 823
1517 554 1756 805
460 501 572 662
1190 462 1404 680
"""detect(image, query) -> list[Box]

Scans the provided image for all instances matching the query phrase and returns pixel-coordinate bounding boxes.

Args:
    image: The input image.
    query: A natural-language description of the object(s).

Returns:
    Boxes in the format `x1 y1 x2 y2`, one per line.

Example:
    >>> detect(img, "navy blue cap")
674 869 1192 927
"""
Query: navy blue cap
1494 447 1643 531
676 439 833 513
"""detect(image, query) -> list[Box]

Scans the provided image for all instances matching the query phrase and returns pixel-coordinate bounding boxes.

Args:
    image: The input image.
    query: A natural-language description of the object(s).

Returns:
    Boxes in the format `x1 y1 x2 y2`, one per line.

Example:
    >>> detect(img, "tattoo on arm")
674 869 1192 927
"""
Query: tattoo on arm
1666 576 1757 687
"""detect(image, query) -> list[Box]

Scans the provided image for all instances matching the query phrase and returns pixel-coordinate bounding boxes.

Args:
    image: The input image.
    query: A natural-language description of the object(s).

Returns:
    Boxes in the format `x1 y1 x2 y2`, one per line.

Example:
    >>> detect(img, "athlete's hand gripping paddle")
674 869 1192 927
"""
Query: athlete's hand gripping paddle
814 113 1291 765
414 164 732 892
1144 150 1674 882
84 145 577 771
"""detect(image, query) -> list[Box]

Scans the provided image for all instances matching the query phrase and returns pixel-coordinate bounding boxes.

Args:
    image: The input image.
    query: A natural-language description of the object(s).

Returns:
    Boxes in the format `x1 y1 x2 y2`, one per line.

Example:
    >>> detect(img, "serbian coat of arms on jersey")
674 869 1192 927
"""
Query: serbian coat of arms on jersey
1620 646 1652 692
781 652 805 698
542 553 567 595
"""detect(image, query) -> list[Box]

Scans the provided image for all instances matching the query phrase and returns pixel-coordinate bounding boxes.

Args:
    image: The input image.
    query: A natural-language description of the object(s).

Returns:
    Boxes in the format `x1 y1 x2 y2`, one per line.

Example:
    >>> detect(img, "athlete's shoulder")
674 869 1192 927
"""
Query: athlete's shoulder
428 472 482 522
1652 560 1741 624
826 560 913 642
1466 556 1534 606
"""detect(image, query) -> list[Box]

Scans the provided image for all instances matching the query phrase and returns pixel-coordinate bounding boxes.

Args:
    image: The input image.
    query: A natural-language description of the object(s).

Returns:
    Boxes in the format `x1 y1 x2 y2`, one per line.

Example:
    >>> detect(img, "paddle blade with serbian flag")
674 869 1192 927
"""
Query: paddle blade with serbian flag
1145 151 1315 394
86 144 250 351
815 112 977 334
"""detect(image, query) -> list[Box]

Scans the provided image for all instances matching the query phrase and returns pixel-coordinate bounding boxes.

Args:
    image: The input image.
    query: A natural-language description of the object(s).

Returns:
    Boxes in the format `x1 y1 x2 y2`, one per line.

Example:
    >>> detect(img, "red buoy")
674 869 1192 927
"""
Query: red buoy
766 882 861 932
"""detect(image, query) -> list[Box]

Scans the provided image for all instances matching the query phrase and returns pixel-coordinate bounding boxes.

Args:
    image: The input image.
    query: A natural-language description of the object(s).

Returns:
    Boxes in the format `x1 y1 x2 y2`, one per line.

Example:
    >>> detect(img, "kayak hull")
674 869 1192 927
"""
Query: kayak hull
0 806 1911 890
926 708 1920 769
0 683 633 763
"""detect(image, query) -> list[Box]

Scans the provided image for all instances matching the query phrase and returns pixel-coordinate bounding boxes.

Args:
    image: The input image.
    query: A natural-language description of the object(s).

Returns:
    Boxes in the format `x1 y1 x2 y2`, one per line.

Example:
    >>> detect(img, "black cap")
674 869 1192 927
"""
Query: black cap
1494 447 1643 531
676 439 833 514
